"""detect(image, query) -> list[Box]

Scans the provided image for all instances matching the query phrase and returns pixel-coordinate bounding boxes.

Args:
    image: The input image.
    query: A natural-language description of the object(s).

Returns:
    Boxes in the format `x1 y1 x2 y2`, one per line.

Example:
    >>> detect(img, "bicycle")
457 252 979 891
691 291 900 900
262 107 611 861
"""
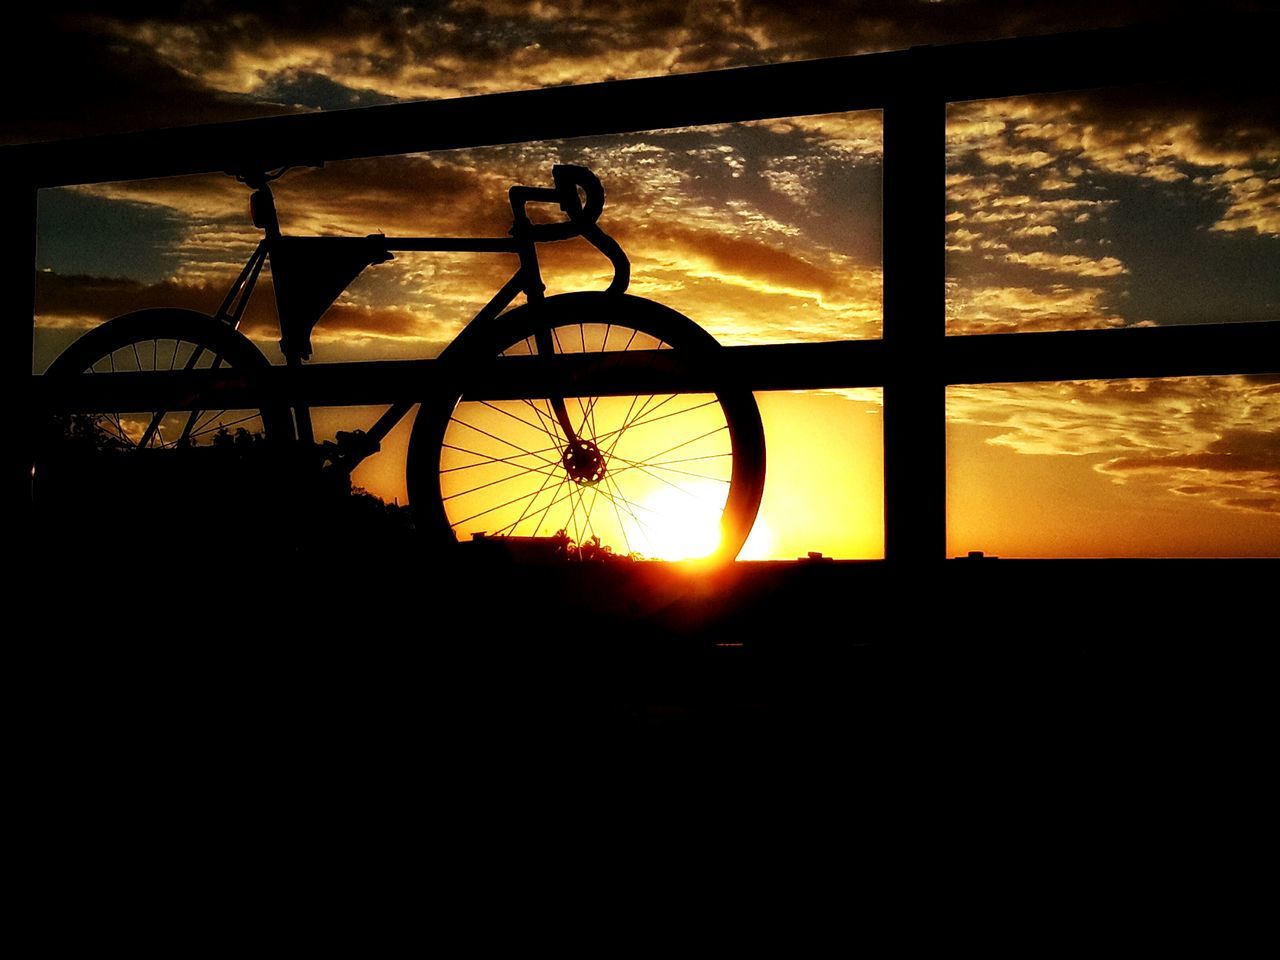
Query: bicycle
40 163 767 561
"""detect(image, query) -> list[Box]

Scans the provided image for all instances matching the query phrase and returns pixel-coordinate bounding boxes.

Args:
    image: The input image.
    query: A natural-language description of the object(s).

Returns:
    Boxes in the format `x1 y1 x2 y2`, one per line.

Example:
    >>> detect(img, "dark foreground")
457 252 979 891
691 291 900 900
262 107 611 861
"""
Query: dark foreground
23 462 1278 845
26 517 1275 770
20 520 1275 912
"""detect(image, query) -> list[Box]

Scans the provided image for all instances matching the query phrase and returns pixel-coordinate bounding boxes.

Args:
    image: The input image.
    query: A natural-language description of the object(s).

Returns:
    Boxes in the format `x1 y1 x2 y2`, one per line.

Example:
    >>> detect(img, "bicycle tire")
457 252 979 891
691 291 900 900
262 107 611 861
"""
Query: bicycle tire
406 292 766 561
41 308 294 448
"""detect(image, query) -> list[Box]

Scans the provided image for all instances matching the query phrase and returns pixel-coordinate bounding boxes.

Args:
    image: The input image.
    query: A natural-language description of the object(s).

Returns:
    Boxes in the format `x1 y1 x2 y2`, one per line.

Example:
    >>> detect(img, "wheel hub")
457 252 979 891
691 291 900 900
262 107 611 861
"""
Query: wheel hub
562 439 607 485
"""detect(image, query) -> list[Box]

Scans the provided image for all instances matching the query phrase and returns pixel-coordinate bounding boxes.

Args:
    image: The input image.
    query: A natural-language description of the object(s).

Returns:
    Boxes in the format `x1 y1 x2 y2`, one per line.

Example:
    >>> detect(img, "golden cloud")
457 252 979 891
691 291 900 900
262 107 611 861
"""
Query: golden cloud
1000 251 1128 278
949 91 1280 237
756 112 883 163
947 284 1125 334
35 271 453 352
1202 172 1280 237
949 375 1280 517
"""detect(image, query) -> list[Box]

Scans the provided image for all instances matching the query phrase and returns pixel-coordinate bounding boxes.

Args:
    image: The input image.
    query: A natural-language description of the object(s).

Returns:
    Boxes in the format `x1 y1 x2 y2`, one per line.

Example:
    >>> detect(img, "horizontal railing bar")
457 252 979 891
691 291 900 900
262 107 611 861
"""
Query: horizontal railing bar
944 321 1280 385
32 320 1280 413
5 18 1270 188
33 342 886 412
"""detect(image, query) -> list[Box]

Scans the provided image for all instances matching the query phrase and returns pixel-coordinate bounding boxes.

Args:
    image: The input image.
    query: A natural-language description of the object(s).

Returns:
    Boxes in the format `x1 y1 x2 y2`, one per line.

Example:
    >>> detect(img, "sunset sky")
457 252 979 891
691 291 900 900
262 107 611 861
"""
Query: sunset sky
16 1 1279 558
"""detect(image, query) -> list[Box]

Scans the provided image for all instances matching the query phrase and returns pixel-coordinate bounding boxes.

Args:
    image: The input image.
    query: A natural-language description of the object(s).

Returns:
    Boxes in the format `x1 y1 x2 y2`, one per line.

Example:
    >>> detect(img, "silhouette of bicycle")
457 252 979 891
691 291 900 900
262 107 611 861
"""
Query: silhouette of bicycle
43 164 767 560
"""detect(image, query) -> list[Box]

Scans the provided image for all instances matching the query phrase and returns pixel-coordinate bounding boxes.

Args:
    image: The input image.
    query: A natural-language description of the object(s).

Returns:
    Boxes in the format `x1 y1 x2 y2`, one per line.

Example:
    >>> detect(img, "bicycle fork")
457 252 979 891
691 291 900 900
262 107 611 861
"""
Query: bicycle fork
525 288 605 486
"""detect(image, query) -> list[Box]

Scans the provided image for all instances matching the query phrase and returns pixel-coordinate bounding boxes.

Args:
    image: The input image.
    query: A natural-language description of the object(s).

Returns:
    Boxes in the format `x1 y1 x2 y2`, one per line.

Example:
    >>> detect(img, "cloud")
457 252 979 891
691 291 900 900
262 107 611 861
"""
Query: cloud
942 83 1278 335
1104 451 1278 475
1200 171 1280 237
1098 427 1280 515
949 87 1280 238
1038 177 1076 191
944 162 1133 306
627 264 880 344
74 155 513 235
0 13 298 144
1000 251 1128 277
758 113 883 163
949 375 1280 516
91 2 725 102
946 283 1125 334
35 273 235 328
638 224 848 298
27 2 1263 144
34 270 452 351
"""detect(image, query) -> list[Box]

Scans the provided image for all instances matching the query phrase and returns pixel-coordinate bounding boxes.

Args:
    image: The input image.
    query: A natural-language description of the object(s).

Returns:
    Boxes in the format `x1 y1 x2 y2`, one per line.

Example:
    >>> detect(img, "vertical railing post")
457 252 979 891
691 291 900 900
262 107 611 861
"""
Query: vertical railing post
3 176 37 543
881 70 947 567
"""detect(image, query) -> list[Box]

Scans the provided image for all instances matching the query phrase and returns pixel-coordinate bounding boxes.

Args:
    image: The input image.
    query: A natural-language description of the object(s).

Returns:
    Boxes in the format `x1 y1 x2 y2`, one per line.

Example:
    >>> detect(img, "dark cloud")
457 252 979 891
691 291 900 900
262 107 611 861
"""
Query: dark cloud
254 71 401 110
34 271 432 343
276 157 514 236
230 0 1269 71
1221 497 1279 513
735 0 1271 59
946 74 1280 333
632 223 848 296
1105 451 1279 474
11 1 1273 145
71 154 515 236
35 272 239 323
0 15 298 143
1092 418 1280 516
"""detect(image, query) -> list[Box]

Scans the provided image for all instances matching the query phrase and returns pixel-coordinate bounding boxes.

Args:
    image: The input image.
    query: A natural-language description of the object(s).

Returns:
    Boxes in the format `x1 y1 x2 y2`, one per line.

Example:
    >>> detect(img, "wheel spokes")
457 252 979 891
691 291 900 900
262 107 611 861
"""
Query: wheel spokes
440 321 735 557
77 337 270 450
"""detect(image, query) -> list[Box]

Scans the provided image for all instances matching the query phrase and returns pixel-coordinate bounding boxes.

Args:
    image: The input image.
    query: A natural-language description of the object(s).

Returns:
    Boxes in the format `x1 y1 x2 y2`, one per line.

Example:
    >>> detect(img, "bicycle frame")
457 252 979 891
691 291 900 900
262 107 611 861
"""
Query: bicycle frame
208 167 629 469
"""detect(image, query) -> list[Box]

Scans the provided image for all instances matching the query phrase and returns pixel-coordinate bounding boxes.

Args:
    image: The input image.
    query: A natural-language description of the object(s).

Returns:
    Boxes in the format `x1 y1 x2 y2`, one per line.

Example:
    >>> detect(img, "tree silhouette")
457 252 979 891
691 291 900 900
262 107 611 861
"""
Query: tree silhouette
550 529 638 563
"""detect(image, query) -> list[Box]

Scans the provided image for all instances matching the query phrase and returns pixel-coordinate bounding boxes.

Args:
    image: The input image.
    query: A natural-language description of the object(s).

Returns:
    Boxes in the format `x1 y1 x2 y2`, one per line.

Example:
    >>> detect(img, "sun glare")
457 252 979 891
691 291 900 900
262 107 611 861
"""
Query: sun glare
638 484 724 560
737 516 774 561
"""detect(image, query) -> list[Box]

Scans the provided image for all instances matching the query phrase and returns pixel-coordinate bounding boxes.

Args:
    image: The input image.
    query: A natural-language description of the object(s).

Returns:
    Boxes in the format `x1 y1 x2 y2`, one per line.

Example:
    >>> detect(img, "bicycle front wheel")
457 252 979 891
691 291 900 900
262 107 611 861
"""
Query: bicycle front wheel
407 293 766 561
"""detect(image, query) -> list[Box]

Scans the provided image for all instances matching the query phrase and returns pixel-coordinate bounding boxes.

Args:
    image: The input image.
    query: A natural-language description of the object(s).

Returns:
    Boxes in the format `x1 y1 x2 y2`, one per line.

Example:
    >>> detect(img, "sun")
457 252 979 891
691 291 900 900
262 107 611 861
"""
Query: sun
637 484 725 560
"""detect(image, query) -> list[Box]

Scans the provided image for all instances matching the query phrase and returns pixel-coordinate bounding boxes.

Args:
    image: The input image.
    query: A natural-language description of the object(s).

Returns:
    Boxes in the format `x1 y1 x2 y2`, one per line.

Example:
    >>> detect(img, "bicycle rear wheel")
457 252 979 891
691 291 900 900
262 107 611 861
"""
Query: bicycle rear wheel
35 309 296 538
41 308 293 450
407 293 765 561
